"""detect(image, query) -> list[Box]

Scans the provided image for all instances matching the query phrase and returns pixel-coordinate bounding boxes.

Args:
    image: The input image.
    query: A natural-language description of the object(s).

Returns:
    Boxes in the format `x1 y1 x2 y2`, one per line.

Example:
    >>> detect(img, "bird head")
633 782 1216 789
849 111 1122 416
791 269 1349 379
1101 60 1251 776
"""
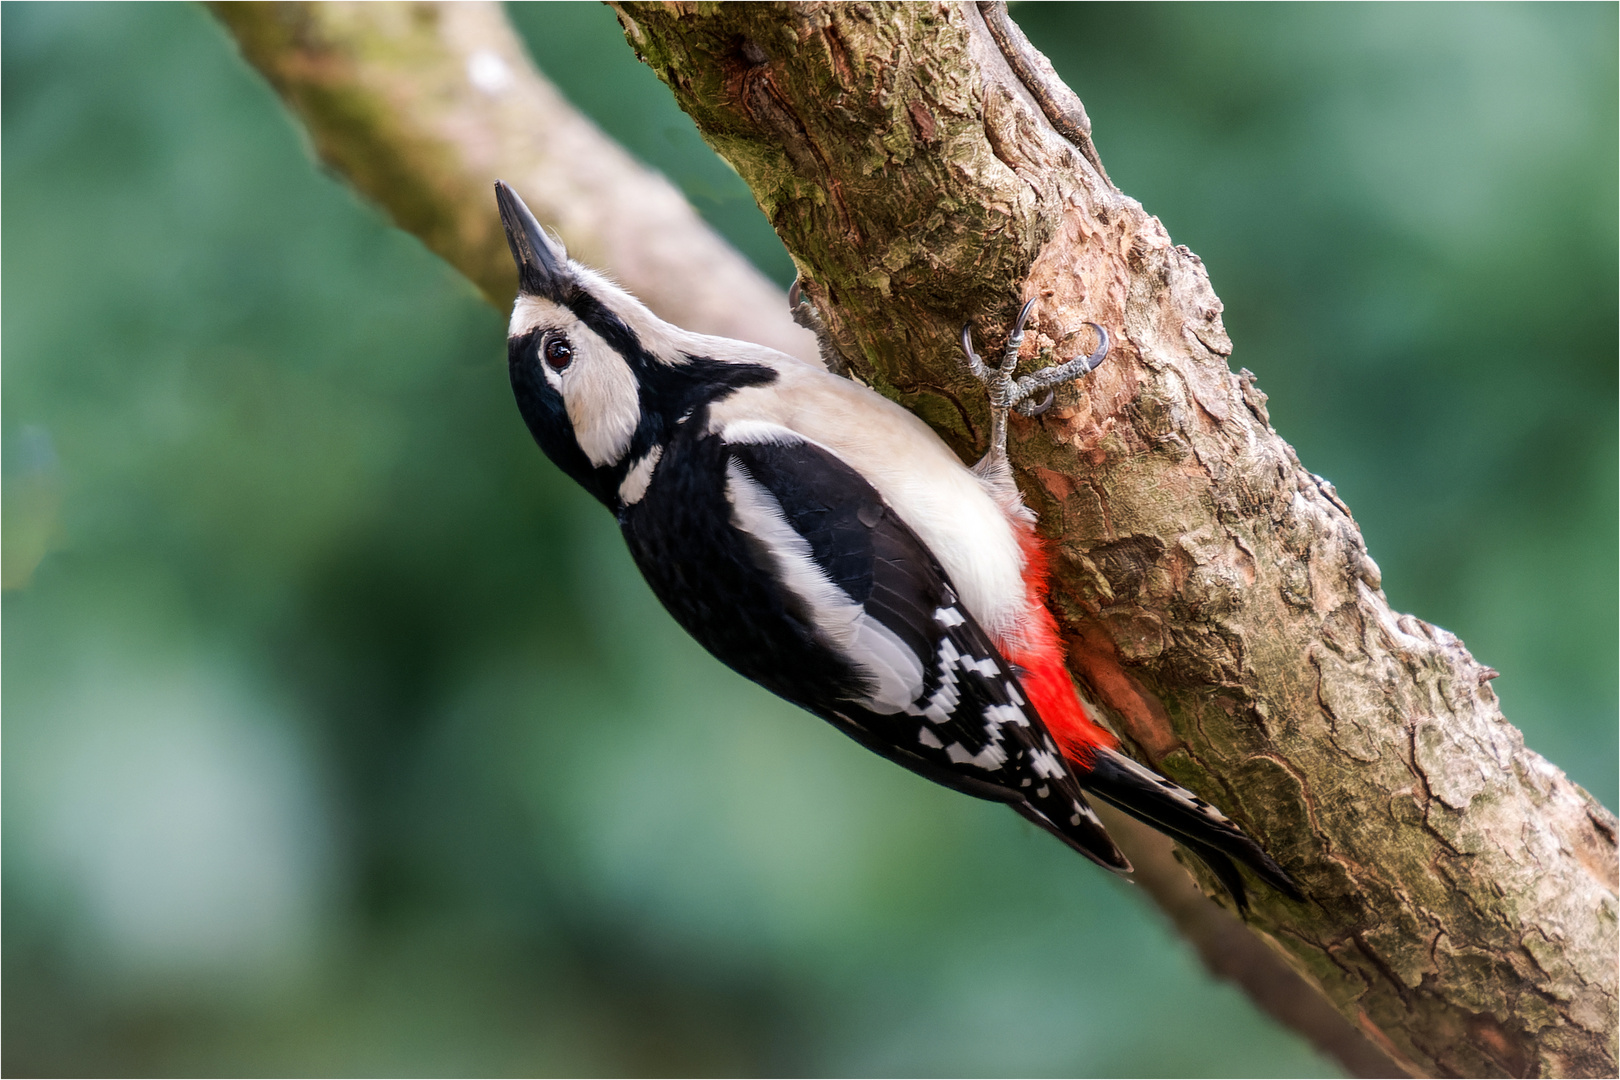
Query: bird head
495 182 783 512
496 180 676 506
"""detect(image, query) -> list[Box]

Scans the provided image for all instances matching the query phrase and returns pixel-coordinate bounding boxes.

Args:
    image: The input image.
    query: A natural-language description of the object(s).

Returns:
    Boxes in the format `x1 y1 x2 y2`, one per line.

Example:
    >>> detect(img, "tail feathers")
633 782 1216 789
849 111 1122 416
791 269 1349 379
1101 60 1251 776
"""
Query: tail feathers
1174 843 1258 915
1012 794 1133 876
1076 746 1303 910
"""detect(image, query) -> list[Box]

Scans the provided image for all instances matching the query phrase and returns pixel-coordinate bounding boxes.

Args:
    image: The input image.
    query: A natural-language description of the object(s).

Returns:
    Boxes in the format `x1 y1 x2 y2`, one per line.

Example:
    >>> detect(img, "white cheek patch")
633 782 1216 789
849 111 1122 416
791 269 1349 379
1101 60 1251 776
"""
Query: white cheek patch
726 459 925 714
508 294 642 468
561 332 641 467
538 359 563 392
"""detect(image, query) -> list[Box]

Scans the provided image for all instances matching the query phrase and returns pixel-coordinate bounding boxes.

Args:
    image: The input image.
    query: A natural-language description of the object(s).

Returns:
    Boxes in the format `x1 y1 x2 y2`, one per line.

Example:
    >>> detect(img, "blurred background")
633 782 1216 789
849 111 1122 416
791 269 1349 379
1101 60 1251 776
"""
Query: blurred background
3 2 1613 1075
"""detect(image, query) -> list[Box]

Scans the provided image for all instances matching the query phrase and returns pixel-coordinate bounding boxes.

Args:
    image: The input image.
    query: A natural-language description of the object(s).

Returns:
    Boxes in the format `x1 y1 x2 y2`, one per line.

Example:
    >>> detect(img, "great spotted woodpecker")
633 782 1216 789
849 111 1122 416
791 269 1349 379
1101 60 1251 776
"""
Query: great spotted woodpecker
495 181 1300 909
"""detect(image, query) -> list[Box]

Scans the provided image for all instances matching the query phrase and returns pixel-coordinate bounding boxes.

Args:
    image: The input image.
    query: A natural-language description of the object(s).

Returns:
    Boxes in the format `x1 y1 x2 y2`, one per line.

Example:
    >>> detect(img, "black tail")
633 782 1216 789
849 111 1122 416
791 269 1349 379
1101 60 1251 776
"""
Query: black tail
1076 746 1303 912
1011 793 1133 876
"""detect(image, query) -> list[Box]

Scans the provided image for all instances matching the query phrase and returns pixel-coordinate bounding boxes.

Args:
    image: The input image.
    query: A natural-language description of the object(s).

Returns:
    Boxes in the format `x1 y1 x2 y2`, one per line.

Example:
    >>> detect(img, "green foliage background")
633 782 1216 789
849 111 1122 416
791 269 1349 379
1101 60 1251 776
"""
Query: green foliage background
4 3 1613 1076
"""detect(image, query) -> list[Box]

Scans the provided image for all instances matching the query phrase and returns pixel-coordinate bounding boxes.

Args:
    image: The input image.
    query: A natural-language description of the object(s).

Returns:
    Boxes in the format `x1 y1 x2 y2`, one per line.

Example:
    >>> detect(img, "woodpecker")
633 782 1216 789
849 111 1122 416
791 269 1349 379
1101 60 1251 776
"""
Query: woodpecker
494 181 1300 910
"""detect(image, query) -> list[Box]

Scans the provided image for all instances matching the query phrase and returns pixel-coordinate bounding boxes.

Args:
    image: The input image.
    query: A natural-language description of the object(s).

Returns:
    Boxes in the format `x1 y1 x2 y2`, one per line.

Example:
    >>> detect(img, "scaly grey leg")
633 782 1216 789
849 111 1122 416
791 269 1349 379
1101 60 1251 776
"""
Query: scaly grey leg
960 301 1110 474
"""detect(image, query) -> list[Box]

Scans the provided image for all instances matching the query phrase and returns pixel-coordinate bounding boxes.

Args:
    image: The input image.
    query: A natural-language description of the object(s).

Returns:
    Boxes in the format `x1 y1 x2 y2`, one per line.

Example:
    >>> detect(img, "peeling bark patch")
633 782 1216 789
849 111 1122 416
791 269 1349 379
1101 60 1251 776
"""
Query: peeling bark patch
1311 648 1388 764
1032 464 1075 502
1238 368 1272 427
1067 625 1179 760
982 85 1040 192
1087 534 1166 601
906 97 937 143
1181 334 1233 423
1099 606 1166 662
1577 809 1620 893
1467 1012 1532 1078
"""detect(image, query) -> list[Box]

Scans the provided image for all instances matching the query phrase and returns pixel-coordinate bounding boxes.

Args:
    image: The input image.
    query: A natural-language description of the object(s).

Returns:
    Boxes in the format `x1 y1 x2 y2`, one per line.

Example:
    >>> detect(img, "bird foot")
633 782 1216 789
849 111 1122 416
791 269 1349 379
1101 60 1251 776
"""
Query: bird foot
960 299 1109 474
789 277 850 378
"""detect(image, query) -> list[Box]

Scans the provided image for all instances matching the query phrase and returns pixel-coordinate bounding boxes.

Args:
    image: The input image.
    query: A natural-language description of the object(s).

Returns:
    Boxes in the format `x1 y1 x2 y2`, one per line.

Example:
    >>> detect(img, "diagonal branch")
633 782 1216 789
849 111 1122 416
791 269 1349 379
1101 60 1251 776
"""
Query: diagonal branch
208 2 1616 1076
208 0 815 359
206 3 1398 1073
609 4 1617 1077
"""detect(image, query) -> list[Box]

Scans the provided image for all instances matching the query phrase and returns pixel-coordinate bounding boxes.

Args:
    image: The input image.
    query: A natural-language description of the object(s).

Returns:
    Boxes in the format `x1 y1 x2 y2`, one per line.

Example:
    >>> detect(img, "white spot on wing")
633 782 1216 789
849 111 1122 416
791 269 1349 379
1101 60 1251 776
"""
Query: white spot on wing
1029 749 1067 780
905 639 963 725
959 654 999 678
946 741 1008 770
918 727 944 749
934 606 965 628
618 445 663 506
983 704 1027 728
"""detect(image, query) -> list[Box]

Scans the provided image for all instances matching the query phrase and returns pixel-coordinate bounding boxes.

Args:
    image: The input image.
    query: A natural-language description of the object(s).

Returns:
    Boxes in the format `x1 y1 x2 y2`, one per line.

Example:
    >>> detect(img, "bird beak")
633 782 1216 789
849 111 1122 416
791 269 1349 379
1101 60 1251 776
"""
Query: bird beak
495 180 569 298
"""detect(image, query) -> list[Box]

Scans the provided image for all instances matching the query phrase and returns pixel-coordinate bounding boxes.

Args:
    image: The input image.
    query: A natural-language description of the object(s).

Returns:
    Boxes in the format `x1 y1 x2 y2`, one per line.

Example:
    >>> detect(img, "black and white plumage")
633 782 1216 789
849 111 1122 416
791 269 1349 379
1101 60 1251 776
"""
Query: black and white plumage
495 181 1300 908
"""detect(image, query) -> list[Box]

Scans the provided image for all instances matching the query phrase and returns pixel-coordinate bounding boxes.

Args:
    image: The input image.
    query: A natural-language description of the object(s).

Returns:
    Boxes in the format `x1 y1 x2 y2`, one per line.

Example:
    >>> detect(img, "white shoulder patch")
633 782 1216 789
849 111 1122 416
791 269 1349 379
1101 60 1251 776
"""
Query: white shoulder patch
506 293 642 469
707 365 1032 647
725 458 924 714
719 419 803 447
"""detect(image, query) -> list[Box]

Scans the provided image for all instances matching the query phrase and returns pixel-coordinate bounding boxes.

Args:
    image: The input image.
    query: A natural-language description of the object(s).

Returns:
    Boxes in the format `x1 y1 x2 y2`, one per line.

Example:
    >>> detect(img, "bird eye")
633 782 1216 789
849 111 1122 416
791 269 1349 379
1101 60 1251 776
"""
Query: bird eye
543 335 573 371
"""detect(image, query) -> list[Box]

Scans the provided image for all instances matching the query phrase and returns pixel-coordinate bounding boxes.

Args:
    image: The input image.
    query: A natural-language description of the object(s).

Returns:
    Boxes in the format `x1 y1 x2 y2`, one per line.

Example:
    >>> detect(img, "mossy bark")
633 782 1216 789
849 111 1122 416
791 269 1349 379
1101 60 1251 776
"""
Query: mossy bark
611 4 1618 1076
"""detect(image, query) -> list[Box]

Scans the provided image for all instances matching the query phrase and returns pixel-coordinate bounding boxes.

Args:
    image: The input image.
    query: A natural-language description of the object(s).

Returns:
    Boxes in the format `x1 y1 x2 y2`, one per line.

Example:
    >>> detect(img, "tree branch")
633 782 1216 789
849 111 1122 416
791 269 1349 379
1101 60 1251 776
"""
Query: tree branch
1093 804 1407 1079
208 0 816 359
609 4 1617 1076
207 3 1616 1076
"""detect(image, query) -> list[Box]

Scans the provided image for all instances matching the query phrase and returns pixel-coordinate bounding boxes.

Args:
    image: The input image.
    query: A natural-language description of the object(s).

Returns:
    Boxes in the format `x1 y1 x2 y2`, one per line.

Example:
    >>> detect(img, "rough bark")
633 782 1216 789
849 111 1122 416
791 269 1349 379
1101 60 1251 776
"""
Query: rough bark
1093 804 1406 1079
206 2 1617 1076
607 4 1619 1077
206 4 1404 1073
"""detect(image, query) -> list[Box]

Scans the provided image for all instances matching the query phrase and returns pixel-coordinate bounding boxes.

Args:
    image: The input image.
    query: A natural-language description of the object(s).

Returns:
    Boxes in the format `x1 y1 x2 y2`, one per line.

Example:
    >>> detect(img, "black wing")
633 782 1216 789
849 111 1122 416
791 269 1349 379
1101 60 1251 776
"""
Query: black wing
687 430 1129 872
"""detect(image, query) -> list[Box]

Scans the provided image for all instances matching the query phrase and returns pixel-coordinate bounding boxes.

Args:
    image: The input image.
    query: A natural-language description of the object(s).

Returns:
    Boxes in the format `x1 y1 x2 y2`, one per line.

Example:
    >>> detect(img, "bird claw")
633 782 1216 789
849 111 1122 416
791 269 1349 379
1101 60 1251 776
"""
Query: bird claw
960 303 1111 467
790 275 850 378
1017 389 1056 417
